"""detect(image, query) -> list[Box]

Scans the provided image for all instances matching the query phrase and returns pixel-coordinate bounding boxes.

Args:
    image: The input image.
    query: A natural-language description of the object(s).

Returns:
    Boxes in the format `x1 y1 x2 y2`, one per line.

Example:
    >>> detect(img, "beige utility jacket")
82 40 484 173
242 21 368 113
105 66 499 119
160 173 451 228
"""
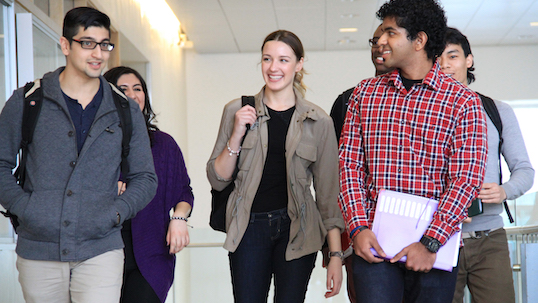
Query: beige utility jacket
207 87 344 261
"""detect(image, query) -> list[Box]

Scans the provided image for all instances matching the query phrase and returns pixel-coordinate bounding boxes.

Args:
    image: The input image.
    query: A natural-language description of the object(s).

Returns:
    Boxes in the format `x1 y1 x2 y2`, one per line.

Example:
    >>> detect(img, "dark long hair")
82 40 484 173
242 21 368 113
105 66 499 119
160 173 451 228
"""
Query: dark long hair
103 66 159 145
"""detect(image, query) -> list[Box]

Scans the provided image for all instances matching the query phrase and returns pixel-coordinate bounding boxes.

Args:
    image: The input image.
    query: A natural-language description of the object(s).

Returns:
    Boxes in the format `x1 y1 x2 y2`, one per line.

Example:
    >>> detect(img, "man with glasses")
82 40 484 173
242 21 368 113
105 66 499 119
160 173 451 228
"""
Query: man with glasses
0 7 157 302
328 24 394 303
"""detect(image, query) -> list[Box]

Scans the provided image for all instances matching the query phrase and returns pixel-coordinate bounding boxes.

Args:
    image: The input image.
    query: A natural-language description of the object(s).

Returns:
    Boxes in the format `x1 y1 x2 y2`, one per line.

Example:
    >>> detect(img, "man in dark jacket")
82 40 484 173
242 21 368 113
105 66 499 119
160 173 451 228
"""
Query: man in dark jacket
0 7 157 302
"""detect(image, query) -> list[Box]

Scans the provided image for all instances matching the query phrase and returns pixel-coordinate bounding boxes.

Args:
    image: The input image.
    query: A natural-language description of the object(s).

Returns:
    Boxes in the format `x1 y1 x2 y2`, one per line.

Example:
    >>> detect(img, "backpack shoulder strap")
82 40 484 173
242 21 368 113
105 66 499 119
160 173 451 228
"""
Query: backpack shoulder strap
16 79 43 187
109 83 133 177
477 92 513 223
242 95 255 107
478 92 502 137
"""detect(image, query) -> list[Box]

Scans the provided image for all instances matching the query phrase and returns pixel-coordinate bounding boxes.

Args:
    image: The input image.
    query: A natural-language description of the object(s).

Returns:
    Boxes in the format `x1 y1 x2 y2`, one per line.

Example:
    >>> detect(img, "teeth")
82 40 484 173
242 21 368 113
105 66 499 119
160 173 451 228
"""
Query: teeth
269 75 282 79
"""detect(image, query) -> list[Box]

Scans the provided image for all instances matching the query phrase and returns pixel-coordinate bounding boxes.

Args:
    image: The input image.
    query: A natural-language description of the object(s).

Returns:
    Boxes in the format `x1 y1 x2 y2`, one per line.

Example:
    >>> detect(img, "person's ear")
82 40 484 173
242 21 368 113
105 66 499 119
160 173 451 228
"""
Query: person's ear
415 31 428 52
466 54 474 69
60 37 71 56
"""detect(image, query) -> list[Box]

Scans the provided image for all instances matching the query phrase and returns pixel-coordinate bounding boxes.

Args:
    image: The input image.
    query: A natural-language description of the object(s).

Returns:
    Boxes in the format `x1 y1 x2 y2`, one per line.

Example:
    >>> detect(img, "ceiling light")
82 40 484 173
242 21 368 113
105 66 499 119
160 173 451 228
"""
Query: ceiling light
340 14 359 18
518 35 535 40
340 28 358 33
338 39 356 45
531 22 538 26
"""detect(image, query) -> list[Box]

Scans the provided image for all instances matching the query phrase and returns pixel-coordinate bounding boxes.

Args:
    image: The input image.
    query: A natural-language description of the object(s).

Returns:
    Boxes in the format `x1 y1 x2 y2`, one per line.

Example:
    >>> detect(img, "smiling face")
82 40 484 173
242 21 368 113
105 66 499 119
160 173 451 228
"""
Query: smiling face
117 73 145 111
371 25 393 76
378 16 420 72
261 40 303 94
61 26 111 80
439 43 473 86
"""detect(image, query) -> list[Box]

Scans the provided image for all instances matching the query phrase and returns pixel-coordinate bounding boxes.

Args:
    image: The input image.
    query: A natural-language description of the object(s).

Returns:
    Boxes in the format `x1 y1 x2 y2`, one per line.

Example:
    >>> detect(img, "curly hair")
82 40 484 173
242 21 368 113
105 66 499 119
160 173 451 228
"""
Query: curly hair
376 0 447 60
445 27 475 84
103 66 159 145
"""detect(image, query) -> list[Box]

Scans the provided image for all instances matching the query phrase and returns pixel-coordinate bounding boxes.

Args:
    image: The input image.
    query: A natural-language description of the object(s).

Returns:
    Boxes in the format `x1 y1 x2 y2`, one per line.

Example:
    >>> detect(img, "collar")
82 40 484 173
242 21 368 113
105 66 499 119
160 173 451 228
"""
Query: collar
254 86 320 122
388 61 444 92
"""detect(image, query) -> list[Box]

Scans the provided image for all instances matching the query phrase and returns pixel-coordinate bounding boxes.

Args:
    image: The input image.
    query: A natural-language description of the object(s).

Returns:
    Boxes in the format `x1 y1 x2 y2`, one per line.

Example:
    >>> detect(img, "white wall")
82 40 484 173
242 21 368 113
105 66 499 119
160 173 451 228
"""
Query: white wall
92 0 188 150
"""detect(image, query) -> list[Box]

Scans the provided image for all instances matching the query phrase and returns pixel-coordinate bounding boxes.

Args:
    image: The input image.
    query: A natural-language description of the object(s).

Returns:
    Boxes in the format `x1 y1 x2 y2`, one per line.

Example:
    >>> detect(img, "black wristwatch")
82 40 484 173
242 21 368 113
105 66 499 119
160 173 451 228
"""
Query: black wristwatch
420 236 441 253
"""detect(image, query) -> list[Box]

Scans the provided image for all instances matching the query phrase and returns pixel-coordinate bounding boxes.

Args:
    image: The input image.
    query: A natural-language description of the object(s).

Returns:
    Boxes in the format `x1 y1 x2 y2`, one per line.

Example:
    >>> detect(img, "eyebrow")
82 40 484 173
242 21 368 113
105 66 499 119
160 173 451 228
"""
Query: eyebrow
77 36 111 42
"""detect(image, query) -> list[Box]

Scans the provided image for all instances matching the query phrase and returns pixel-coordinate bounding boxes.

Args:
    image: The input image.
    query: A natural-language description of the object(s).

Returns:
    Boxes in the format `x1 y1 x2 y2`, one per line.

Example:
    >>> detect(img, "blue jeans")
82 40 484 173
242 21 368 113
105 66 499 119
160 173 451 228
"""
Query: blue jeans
229 208 317 303
353 253 458 303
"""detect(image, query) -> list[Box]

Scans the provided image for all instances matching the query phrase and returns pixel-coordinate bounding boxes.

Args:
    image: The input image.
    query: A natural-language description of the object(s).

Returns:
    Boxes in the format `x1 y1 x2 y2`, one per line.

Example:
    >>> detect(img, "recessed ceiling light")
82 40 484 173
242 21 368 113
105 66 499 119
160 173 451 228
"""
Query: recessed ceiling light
338 39 356 45
531 22 538 26
518 35 535 39
340 13 359 18
340 28 358 33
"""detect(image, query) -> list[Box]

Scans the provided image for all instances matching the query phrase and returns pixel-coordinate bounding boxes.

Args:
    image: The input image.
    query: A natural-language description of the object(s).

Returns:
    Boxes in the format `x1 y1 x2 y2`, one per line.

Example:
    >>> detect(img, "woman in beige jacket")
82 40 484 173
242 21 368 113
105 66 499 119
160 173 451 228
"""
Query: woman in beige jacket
207 30 344 303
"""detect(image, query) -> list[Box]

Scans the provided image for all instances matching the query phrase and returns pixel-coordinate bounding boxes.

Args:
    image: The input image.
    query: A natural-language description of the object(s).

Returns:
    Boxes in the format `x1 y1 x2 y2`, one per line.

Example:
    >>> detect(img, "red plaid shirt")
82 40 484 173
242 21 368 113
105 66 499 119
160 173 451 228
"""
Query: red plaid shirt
338 62 487 245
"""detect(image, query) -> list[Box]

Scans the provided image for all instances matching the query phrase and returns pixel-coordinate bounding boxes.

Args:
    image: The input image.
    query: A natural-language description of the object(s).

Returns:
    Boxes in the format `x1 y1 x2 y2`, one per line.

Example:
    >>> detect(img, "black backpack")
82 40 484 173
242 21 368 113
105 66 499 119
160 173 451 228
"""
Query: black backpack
0 80 133 231
209 96 255 232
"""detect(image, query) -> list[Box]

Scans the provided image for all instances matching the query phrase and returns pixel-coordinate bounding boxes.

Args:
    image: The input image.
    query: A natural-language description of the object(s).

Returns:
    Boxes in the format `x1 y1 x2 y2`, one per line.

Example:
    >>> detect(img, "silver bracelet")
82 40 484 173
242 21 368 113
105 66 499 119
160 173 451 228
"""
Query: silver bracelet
171 216 188 222
226 140 241 156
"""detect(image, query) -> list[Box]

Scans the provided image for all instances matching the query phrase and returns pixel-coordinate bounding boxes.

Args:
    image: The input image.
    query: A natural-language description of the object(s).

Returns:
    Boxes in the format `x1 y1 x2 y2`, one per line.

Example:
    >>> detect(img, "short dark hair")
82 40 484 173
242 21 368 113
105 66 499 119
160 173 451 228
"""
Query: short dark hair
63 7 111 41
376 0 447 60
103 66 159 145
445 27 475 84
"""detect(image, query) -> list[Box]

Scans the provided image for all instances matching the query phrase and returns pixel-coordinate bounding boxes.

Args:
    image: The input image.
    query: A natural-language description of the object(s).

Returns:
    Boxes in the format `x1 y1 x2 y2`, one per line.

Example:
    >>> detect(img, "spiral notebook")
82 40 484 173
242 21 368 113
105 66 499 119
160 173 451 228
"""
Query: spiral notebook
370 189 461 272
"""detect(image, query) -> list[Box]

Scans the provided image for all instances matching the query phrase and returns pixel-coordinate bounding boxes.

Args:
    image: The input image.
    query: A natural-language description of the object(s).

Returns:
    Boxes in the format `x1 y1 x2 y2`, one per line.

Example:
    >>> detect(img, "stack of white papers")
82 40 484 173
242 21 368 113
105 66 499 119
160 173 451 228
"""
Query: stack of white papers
370 189 461 272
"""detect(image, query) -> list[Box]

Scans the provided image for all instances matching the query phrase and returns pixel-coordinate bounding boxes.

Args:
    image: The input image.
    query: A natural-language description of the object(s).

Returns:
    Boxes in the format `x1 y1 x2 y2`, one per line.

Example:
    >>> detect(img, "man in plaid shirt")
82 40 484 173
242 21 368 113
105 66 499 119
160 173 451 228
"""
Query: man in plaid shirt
338 0 488 302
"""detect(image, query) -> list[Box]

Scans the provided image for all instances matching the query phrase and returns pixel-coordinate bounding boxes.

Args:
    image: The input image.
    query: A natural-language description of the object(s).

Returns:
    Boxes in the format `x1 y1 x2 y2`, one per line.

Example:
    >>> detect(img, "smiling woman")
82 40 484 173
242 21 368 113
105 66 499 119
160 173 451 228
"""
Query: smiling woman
207 30 345 302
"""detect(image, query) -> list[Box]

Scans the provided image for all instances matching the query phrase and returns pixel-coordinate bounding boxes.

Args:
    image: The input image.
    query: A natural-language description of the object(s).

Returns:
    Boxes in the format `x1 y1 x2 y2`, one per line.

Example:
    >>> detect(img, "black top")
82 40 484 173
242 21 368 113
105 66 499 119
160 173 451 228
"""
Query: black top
251 106 295 213
401 75 422 92
63 80 104 153
330 87 354 140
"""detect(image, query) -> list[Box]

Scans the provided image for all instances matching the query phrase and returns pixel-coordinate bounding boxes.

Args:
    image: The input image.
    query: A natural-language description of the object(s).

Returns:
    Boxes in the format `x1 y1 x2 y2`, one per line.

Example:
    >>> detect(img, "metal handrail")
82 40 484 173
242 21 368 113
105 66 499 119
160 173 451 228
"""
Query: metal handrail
505 224 538 236
185 225 538 249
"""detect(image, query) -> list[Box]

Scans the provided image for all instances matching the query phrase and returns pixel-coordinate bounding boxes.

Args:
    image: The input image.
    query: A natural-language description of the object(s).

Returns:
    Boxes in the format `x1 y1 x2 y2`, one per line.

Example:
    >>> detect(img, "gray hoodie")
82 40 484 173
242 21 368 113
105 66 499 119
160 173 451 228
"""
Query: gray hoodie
0 67 157 261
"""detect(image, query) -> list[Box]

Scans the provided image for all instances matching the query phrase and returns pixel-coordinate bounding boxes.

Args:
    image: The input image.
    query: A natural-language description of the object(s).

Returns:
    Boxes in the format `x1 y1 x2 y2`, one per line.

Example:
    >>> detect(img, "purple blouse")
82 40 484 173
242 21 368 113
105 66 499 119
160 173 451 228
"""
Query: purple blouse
131 130 194 302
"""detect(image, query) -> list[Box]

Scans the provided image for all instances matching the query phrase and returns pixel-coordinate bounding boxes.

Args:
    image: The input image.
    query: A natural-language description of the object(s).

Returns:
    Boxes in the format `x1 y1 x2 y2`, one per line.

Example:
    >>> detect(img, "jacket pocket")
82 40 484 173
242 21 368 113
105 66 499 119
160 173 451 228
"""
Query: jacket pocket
237 131 257 172
294 142 317 179
18 190 63 242
76 190 116 240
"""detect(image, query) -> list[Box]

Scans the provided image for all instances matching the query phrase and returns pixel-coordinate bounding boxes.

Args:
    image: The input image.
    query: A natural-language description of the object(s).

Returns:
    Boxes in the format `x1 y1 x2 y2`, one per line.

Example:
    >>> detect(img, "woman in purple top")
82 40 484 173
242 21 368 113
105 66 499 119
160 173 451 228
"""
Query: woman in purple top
104 67 194 303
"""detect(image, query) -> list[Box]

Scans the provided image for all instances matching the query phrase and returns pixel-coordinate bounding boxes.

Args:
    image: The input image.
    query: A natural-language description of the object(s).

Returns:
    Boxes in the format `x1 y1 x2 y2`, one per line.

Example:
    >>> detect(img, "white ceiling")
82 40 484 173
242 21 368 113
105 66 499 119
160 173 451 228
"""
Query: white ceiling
166 0 538 54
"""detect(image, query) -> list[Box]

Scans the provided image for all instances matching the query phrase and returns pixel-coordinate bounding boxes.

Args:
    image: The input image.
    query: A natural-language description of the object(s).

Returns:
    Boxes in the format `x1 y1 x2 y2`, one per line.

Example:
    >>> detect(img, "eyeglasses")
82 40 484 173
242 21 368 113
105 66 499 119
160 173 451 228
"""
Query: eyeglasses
368 38 380 48
71 39 115 51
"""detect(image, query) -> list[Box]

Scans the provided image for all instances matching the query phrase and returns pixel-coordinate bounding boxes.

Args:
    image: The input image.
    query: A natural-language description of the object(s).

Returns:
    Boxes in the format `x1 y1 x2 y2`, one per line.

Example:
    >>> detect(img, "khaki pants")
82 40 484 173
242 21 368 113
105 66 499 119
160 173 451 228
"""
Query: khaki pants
452 228 515 303
17 249 124 303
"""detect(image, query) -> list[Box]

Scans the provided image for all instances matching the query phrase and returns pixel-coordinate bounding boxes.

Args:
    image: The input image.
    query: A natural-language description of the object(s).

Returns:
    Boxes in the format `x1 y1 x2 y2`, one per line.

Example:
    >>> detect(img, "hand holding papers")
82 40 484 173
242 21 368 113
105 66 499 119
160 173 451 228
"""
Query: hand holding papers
369 189 461 272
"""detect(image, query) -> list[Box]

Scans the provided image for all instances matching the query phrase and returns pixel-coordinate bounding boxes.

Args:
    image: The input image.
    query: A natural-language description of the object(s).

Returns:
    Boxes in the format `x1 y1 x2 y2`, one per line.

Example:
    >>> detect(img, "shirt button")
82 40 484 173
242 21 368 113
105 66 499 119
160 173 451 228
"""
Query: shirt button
68 131 74 137
62 249 69 255
82 130 87 134
63 221 70 227
66 190 73 196
70 161 76 167
264 144 267 148
398 169 402 172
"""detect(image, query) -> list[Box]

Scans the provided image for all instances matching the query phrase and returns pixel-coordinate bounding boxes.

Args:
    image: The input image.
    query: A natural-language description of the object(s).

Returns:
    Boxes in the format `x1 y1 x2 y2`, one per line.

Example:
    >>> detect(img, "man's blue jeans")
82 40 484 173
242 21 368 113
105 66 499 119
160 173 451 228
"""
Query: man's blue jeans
353 253 458 303
229 208 316 303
